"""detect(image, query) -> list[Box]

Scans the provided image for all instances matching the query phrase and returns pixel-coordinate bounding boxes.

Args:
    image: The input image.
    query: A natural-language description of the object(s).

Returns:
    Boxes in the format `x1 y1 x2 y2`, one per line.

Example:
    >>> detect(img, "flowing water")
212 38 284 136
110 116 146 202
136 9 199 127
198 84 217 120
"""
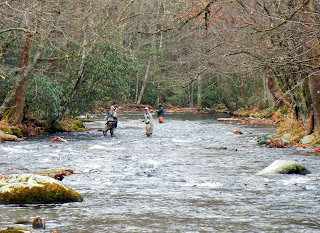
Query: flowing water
0 112 319 232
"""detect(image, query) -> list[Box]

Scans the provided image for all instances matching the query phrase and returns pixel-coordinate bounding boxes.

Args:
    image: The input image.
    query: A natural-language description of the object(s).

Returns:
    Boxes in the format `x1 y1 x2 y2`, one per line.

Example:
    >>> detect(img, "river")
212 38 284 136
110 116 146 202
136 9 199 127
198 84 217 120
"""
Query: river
0 112 319 232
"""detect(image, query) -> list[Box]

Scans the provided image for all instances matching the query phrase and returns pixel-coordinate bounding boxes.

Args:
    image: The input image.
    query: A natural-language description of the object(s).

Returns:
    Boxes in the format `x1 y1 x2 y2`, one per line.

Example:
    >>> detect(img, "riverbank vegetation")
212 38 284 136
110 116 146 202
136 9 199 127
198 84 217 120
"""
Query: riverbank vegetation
0 1 319 145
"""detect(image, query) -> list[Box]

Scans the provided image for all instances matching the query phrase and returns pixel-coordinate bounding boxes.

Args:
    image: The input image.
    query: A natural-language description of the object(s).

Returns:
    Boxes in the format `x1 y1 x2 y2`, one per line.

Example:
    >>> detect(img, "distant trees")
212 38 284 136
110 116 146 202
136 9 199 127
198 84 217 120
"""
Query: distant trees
0 0 319 132
0 0 138 125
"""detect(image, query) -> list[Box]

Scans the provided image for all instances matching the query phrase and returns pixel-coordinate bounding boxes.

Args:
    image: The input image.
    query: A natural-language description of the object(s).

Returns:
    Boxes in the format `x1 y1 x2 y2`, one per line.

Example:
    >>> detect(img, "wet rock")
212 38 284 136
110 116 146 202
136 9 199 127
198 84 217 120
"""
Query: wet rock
0 130 19 142
256 160 311 175
202 146 228 150
51 136 67 142
257 134 277 146
300 134 316 145
32 217 45 229
232 130 243 134
2 224 42 233
268 138 285 148
0 174 83 204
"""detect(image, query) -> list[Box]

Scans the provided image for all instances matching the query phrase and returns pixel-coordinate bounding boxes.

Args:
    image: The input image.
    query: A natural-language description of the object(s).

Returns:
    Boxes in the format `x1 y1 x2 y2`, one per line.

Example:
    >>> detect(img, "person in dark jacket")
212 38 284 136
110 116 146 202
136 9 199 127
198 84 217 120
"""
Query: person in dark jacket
103 106 117 137
156 103 164 123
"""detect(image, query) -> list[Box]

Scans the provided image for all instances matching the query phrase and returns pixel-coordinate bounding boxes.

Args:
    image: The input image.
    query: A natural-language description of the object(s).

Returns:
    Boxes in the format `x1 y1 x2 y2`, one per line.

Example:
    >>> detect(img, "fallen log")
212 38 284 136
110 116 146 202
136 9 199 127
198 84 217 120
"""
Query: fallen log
217 118 242 122
34 169 75 181
34 169 97 181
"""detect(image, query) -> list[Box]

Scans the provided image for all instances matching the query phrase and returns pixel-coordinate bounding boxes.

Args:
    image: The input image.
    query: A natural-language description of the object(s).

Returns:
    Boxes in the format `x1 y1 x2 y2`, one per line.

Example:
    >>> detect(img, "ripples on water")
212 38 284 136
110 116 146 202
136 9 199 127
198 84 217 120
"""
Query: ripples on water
0 112 319 232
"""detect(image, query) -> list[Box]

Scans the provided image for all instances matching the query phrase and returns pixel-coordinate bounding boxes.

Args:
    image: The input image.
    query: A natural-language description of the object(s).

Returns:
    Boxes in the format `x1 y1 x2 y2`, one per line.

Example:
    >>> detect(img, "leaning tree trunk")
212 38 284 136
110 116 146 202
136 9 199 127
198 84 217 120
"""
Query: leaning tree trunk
266 71 290 108
0 33 45 124
137 59 151 105
7 33 33 125
53 31 90 124
136 1 158 105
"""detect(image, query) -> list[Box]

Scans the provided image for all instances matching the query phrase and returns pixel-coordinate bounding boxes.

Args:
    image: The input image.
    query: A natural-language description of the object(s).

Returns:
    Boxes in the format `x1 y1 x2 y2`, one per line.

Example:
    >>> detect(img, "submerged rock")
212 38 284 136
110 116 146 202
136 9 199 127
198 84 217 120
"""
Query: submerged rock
0 174 83 204
256 160 311 175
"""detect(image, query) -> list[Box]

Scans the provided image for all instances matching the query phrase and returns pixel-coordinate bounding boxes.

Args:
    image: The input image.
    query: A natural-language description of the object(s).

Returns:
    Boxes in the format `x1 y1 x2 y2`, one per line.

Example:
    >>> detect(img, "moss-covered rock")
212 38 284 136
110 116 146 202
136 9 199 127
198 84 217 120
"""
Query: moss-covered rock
0 130 19 142
0 174 83 204
0 228 30 233
51 119 85 133
256 160 311 175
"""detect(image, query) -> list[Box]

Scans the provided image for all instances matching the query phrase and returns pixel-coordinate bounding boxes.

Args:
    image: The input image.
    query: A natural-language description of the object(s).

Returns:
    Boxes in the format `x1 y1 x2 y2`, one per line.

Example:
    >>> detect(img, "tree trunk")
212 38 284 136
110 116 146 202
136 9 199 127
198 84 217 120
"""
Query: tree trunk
304 0 320 132
2 34 32 124
307 110 314 135
309 76 320 131
197 75 202 109
240 78 248 108
137 59 151 105
0 32 45 124
266 71 290 108
136 1 158 105
53 31 90 124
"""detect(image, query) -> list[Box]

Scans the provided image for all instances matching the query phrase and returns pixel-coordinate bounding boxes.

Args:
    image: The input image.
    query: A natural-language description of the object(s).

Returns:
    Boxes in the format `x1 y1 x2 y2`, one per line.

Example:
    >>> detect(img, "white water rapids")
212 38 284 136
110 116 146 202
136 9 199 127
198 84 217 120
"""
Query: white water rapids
0 112 319 232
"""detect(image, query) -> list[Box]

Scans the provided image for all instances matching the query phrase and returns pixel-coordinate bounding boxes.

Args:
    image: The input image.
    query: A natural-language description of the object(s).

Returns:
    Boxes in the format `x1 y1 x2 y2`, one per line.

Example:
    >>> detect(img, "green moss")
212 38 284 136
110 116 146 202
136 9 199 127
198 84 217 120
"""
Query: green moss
52 123 64 132
280 106 289 115
13 220 31 225
10 128 22 137
280 164 310 175
0 183 83 204
0 126 22 137
3 108 13 123
0 126 12 134
0 229 26 233
312 141 320 147
38 132 50 136
73 120 84 128
51 120 85 133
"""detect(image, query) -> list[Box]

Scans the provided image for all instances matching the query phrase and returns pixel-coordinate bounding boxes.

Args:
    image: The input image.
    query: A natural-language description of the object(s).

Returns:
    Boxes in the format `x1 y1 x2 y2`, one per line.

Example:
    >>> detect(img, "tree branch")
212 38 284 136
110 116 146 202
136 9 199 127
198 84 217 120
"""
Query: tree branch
253 0 311 33
0 28 34 34
135 1 217 34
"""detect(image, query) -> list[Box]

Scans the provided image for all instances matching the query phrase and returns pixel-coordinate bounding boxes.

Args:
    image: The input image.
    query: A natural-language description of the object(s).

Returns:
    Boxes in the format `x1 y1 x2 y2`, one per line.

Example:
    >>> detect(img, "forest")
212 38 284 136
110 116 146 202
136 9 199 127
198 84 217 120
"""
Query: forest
0 0 320 135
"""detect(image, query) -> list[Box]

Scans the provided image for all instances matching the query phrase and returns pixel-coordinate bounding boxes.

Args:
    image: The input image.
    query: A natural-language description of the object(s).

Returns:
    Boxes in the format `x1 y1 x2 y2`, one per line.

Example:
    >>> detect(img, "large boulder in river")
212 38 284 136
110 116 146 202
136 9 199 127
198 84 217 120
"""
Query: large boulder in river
0 174 83 204
256 160 311 175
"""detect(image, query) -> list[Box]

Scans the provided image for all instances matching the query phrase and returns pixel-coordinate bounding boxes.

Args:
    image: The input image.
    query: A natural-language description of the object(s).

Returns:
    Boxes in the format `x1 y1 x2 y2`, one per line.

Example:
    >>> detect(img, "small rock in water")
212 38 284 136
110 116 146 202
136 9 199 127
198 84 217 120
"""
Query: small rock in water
232 130 243 134
256 160 311 175
32 217 45 229
51 136 67 142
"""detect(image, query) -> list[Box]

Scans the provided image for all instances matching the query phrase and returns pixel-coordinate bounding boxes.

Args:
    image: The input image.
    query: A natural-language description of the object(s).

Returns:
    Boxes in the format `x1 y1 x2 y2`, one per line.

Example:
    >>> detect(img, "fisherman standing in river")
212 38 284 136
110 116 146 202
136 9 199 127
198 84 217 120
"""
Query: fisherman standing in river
139 107 154 137
156 103 164 123
103 106 117 137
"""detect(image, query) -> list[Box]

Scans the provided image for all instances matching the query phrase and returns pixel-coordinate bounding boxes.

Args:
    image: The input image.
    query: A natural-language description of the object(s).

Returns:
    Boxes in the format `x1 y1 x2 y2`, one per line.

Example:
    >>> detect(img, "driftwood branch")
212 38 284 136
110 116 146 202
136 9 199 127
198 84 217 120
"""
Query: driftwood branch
34 169 97 181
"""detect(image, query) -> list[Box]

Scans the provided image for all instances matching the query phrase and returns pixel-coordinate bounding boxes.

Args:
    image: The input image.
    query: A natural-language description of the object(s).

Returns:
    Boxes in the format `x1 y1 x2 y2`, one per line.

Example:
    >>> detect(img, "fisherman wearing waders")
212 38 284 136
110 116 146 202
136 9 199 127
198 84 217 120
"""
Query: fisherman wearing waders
103 106 117 137
139 107 154 137
156 103 164 123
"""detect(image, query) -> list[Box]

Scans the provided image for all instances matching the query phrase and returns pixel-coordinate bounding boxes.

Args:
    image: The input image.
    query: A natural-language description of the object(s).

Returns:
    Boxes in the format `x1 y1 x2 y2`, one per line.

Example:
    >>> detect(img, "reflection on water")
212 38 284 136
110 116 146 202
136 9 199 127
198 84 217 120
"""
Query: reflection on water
0 112 319 232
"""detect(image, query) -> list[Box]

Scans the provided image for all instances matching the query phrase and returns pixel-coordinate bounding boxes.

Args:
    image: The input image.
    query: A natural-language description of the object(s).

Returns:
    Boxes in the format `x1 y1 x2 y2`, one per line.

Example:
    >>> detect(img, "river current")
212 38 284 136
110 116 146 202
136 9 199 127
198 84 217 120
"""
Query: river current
0 112 319 232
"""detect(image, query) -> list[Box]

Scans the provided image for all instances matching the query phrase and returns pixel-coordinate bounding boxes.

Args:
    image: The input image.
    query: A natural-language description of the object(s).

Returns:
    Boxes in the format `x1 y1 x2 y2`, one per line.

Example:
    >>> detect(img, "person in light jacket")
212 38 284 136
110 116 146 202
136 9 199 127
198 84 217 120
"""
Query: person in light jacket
139 107 154 137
